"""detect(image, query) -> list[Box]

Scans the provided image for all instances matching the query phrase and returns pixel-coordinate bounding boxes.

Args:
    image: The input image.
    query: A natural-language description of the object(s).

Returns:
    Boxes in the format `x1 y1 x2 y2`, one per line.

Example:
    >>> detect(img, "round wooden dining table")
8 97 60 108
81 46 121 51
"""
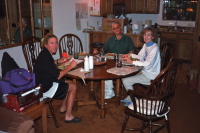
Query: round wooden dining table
65 58 142 118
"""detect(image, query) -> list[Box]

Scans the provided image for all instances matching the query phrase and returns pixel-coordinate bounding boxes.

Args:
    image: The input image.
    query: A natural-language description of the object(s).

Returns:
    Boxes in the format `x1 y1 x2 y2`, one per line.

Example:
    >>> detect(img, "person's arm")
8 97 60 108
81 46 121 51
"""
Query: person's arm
58 60 77 79
133 45 159 67
54 57 67 65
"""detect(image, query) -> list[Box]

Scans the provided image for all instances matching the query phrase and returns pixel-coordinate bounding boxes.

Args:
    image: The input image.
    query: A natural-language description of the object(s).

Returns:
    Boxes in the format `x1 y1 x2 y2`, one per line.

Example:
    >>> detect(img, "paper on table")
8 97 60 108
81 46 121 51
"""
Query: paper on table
107 66 139 76
58 58 83 70
67 58 83 65
67 68 91 85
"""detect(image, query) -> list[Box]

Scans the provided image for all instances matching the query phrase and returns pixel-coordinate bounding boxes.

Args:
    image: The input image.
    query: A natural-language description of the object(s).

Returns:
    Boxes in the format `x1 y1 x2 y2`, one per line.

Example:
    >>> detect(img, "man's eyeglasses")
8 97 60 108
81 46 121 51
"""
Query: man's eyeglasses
112 27 120 30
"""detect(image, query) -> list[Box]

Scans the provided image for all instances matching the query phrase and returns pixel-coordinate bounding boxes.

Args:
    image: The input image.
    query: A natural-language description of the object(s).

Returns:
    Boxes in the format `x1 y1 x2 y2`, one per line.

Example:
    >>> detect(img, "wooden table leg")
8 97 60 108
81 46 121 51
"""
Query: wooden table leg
115 79 120 106
89 81 94 99
76 80 98 106
42 104 47 133
100 80 105 118
73 79 78 111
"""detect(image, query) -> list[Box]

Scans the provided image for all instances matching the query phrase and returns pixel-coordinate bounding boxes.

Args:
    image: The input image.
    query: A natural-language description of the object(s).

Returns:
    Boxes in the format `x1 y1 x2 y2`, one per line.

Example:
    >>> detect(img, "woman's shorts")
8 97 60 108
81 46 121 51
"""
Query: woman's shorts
53 82 69 100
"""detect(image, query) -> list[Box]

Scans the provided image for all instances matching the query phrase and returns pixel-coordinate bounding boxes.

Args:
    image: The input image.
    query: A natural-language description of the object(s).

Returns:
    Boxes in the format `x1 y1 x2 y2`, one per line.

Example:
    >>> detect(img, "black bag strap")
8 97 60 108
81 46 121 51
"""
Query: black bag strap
1 78 33 88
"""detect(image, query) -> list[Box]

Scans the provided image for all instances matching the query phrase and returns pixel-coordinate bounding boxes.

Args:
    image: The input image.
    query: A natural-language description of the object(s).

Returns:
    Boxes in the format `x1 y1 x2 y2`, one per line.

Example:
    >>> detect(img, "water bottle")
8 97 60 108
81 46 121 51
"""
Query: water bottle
114 54 119 61
124 25 127 33
99 48 106 61
89 56 94 69
84 56 89 71
117 58 122 67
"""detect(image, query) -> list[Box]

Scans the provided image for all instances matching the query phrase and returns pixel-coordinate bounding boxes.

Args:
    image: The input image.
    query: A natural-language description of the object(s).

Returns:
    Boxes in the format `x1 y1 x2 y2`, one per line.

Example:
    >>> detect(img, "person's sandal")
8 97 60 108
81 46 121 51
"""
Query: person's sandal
64 117 82 123
60 110 66 114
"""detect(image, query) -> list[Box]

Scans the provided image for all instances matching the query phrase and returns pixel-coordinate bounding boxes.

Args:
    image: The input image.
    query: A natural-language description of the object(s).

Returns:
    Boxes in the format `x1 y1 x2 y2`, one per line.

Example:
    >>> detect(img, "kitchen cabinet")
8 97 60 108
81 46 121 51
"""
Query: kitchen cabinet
132 0 160 14
160 31 194 61
90 0 113 17
84 31 143 53
89 0 159 17
124 0 133 14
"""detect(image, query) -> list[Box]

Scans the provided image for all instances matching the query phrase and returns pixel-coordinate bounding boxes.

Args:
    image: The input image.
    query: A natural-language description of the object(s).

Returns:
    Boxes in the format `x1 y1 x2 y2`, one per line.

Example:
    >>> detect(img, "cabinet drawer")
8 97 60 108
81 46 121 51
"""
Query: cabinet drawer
160 33 177 39
177 40 193 60
103 34 113 44
179 34 193 40
91 33 103 43
129 35 143 48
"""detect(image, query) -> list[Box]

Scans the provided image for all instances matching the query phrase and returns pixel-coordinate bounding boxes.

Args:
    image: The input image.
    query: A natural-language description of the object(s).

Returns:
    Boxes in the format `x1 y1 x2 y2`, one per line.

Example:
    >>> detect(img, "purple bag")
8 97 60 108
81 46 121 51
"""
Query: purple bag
0 68 35 94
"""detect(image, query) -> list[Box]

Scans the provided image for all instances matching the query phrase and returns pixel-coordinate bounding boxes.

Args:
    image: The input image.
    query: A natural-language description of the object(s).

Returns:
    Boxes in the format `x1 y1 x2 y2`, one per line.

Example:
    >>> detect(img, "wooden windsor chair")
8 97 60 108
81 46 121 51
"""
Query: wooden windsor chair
121 61 182 133
22 36 59 128
58 34 83 58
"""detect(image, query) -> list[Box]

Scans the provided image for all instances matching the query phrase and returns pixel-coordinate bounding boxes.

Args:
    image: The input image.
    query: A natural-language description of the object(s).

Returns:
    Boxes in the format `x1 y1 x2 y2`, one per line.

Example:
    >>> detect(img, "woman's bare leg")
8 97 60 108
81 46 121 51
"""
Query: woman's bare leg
59 79 82 122
64 82 76 120
59 80 74 113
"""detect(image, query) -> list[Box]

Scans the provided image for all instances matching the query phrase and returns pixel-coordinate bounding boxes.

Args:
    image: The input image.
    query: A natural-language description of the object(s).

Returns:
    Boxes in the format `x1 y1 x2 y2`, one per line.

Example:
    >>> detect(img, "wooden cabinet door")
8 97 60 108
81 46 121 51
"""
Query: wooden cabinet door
129 35 143 48
133 0 145 13
145 0 160 14
113 0 124 4
160 33 177 46
103 34 114 44
160 32 194 61
178 34 194 61
90 0 113 17
90 33 103 43
125 0 133 14
132 0 159 14
103 0 113 16
177 39 193 61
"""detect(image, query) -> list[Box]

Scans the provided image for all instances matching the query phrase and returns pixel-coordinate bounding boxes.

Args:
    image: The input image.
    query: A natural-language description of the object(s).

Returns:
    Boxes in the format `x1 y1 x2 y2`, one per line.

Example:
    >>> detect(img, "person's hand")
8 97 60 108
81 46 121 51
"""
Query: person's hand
122 54 130 58
129 51 134 54
93 49 99 54
58 57 67 64
68 59 77 69
122 56 133 64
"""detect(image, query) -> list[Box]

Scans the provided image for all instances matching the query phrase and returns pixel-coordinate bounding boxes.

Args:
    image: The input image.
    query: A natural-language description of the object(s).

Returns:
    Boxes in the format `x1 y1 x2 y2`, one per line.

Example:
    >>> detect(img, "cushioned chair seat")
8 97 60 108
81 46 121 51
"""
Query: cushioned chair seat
0 107 34 133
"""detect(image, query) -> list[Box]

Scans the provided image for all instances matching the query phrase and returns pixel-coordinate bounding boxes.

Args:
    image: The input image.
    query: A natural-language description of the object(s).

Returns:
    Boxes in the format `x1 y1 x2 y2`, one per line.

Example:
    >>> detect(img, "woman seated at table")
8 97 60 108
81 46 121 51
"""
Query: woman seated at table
33 34 82 123
121 27 161 105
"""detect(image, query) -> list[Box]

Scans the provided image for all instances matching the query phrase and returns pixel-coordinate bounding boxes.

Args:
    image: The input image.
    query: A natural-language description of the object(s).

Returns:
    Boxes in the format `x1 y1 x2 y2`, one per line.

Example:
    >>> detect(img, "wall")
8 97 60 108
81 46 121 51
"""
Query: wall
0 0 196 77
0 46 27 77
51 0 102 59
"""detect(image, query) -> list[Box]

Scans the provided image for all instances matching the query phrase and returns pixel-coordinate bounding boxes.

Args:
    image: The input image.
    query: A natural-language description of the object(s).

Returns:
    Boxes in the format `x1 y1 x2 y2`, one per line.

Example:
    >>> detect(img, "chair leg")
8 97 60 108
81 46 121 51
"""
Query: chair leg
149 121 152 133
48 101 59 128
166 119 171 133
121 83 124 99
121 114 129 133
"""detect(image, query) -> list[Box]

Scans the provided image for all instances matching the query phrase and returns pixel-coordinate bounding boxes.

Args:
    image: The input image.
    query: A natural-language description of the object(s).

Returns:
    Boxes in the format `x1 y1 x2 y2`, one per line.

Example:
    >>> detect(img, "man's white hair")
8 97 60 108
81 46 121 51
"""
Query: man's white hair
111 21 121 27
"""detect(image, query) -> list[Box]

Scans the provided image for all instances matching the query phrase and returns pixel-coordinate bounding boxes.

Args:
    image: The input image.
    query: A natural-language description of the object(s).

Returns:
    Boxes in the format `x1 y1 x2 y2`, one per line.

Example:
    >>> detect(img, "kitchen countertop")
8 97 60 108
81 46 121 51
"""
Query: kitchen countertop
157 30 194 34
84 30 193 35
